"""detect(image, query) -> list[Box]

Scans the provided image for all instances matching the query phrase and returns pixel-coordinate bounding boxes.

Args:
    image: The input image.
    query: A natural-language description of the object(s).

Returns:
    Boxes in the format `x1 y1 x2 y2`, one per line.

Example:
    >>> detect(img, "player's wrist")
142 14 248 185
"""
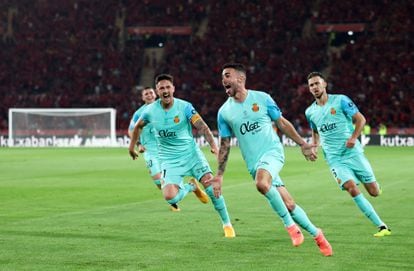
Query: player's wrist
298 141 306 147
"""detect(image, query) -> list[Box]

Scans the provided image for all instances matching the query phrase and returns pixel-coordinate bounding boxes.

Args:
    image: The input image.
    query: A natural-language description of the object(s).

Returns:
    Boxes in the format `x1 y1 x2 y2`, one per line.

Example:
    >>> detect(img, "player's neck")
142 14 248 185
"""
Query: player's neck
316 93 328 106
161 98 174 110
234 88 248 103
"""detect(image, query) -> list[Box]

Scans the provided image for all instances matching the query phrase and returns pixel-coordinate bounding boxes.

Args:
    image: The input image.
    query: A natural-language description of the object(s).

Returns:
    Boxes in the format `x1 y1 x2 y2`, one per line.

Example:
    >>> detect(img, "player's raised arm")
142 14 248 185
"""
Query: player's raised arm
128 118 146 160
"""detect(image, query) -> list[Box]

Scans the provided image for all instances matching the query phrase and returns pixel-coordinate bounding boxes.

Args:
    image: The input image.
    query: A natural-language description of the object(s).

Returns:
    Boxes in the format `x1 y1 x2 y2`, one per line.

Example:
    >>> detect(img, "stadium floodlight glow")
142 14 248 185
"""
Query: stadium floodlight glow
348 31 354 36
8 108 117 147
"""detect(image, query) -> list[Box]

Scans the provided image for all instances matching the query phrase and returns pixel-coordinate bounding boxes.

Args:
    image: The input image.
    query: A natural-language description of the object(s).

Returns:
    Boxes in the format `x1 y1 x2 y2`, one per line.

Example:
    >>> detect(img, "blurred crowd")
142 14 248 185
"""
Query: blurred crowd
0 0 412 134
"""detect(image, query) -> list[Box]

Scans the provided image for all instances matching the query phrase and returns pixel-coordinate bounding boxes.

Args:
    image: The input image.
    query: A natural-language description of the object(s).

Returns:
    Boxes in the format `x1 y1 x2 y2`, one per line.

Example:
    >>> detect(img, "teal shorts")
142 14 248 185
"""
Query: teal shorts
328 153 376 190
143 150 161 177
249 150 285 187
160 148 212 189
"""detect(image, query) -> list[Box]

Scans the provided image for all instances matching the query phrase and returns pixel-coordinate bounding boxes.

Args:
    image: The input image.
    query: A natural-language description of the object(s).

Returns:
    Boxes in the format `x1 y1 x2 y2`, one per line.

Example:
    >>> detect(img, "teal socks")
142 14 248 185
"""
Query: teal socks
264 186 294 227
153 179 162 186
353 193 384 227
205 186 231 225
290 205 318 237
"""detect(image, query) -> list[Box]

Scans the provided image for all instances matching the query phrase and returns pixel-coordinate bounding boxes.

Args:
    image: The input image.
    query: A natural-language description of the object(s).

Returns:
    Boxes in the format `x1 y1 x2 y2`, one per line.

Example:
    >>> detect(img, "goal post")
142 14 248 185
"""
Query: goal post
8 108 117 147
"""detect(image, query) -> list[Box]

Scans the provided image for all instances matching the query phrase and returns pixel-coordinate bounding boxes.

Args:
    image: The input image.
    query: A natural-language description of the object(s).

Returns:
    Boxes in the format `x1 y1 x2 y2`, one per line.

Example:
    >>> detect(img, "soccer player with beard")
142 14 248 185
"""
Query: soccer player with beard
212 63 332 256
129 74 235 238
128 87 180 212
305 71 391 237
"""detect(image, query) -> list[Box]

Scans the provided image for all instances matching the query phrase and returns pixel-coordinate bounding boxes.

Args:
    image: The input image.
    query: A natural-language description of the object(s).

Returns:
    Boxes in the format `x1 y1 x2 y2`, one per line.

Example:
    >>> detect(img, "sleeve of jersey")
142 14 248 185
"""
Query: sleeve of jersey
266 95 282 121
138 108 151 125
128 111 140 132
217 111 232 137
340 95 359 117
184 103 202 124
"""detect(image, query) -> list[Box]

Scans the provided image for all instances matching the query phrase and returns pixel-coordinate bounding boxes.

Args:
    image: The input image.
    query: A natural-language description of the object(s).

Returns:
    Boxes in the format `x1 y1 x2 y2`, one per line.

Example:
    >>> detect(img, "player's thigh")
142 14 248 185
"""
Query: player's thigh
161 165 187 190
350 154 376 184
143 152 161 177
189 150 213 182
253 151 285 187
329 160 359 190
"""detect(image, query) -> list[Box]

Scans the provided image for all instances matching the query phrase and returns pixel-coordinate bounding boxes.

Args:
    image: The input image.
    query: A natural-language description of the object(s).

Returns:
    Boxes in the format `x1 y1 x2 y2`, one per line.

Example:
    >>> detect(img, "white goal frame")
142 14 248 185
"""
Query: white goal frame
8 108 117 147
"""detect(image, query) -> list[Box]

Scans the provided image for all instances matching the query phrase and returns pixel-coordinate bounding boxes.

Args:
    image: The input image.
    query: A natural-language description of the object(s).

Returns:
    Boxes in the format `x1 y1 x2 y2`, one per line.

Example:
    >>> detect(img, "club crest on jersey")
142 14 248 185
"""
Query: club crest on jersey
174 116 180 123
330 108 336 115
252 103 259 112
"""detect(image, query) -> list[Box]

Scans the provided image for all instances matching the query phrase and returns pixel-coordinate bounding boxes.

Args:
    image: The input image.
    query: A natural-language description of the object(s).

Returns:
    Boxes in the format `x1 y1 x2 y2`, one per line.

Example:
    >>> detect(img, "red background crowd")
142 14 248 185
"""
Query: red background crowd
0 0 412 135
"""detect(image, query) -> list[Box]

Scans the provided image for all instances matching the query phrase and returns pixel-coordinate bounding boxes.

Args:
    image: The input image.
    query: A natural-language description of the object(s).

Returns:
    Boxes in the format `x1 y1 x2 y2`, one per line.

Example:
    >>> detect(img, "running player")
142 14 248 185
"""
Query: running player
305 71 391 237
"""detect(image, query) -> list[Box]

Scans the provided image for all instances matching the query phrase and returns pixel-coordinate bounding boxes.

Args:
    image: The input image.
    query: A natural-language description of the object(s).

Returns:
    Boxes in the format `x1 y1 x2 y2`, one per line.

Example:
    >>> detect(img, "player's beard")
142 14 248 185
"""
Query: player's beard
312 89 324 99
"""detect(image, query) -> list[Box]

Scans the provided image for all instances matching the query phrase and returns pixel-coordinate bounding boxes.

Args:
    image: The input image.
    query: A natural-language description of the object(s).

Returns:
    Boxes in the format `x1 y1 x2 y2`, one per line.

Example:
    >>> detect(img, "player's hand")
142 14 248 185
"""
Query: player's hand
138 144 146 153
346 137 356 148
211 175 223 198
300 142 318 161
310 146 318 161
128 145 139 160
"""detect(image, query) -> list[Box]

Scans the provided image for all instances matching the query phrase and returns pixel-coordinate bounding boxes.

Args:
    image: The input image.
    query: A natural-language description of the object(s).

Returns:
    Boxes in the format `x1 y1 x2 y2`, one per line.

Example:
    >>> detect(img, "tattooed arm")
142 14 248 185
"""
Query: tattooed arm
192 118 219 156
211 137 231 198
217 137 231 176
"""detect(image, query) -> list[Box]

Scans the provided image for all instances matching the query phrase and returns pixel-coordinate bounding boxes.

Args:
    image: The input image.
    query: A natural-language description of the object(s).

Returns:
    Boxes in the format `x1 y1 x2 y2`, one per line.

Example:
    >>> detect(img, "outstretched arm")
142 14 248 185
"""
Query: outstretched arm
275 116 317 161
192 118 219 156
211 137 231 198
128 118 146 160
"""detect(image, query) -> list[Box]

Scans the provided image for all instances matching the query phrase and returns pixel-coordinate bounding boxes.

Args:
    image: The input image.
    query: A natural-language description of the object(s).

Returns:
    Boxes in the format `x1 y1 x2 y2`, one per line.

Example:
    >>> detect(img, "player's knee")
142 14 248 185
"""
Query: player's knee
368 189 379 197
255 182 270 195
163 186 178 202
365 183 380 197
343 180 360 197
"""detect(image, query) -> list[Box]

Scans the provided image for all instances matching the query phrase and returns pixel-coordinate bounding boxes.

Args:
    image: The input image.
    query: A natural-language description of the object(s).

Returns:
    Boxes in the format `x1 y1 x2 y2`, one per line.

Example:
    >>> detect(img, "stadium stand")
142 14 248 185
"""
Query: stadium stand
0 0 412 135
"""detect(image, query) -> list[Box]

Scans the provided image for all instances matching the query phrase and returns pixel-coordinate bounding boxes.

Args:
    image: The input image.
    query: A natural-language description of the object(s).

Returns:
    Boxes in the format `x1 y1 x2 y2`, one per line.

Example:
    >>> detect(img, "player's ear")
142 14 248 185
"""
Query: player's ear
238 74 245 84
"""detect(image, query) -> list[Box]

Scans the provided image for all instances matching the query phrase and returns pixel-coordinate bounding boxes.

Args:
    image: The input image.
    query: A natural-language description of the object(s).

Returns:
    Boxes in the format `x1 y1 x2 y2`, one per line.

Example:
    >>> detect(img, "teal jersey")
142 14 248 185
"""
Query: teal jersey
305 94 363 160
129 104 158 152
217 90 284 171
140 98 199 165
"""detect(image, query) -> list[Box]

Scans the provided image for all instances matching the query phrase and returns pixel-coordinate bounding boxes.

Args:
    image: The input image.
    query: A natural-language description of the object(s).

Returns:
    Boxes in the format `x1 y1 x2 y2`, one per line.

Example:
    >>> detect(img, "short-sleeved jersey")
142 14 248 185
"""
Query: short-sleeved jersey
128 103 158 153
305 94 363 160
217 90 284 171
140 98 200 166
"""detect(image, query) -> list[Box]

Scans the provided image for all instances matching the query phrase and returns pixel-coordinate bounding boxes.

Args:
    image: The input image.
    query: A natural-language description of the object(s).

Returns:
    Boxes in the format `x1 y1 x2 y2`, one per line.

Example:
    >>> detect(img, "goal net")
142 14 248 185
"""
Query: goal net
8 108 117 147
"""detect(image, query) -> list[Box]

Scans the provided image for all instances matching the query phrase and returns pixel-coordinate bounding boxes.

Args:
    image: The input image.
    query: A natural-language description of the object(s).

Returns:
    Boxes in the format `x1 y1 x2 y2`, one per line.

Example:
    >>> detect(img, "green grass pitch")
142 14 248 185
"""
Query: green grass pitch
0 146 413 270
